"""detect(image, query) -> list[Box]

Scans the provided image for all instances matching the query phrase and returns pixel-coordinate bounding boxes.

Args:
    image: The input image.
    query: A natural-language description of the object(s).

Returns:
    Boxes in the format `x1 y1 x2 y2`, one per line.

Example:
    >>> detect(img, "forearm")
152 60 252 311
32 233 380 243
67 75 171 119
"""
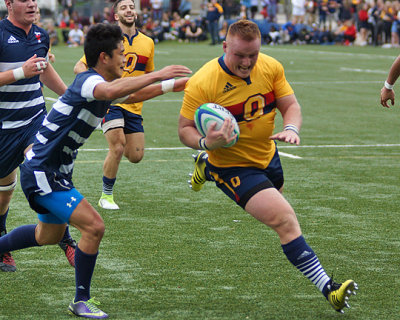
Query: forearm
178 116 203 150
0 69 20 86
124 83 163 103
386 56 400 85
40 64 67 96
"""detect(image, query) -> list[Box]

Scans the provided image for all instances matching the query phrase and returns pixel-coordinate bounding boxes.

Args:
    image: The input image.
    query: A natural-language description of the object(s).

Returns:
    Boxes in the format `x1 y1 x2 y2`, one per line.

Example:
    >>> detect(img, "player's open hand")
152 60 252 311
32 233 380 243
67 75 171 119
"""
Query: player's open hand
380 86 395 108
270 130 300 145
157 65 192 80
22 54 48 78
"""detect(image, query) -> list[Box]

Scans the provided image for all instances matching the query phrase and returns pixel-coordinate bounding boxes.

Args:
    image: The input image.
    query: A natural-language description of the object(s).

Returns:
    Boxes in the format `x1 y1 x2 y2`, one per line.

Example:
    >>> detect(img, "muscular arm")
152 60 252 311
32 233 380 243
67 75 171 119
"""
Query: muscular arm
270 93 302 145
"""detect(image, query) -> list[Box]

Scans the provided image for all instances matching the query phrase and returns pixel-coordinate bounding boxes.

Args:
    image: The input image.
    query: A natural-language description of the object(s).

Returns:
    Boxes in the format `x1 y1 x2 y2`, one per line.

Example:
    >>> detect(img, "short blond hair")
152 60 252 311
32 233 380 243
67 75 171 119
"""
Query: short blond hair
227 20 261 41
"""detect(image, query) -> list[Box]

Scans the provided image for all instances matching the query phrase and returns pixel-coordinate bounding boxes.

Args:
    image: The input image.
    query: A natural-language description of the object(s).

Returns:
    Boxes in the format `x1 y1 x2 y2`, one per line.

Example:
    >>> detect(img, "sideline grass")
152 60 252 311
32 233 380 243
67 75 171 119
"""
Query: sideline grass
1 42 400 319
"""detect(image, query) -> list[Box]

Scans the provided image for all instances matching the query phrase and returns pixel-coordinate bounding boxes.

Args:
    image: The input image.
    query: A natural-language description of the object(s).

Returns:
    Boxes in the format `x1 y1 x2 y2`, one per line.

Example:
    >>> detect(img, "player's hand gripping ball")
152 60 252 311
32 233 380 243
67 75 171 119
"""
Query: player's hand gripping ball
194 103 240 147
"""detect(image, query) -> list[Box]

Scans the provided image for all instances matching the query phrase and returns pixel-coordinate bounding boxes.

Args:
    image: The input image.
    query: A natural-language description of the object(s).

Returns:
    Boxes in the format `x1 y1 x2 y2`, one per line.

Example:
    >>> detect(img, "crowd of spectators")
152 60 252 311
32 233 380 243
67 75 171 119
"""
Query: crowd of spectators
6 0 400 48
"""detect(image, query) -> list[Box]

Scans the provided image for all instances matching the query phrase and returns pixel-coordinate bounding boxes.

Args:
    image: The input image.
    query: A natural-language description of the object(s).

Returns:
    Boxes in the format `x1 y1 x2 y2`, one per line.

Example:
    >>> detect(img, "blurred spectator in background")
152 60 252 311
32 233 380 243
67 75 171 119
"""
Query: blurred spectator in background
57 8 70 28
239 4 248 19
161 12 177 39
267 0 279 22
67 22 84 47
219 20 229 40
318 0 328 29
222 0 237 19
343 18 356 45
206 0 223 45
179 0 193 17
185 20 204 41
250 0 259 18
268 24 281 44
358 2 369 46
178 15 192 42
61 0 75 15
292 0 306 24
305 0 317 24
240 0 252 18
390 11 400 47
47 22 59 47
151 0 164 21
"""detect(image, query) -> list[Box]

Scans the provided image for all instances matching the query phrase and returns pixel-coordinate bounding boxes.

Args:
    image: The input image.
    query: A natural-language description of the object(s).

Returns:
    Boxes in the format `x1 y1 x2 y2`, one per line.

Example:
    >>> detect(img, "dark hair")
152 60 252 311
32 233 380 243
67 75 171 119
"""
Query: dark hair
84 23 123 68
112 0 135 13
227 19 261 41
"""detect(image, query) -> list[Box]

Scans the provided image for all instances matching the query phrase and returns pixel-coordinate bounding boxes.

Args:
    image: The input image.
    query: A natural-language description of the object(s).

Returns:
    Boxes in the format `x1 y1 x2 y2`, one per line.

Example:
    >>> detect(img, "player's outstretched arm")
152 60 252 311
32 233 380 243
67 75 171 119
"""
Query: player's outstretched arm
0 54 48 86
94 65 192 101
123 77 189 104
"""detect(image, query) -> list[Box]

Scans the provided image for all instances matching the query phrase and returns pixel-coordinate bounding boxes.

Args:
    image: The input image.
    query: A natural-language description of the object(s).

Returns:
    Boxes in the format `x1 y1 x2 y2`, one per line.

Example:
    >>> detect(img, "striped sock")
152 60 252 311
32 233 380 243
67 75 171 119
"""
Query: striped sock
282 235 330 295
102 176 116 196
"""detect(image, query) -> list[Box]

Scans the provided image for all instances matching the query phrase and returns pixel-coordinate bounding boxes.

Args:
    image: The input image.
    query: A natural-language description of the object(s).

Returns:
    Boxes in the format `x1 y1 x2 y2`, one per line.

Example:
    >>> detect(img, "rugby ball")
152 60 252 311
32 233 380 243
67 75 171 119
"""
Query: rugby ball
194 103 240 148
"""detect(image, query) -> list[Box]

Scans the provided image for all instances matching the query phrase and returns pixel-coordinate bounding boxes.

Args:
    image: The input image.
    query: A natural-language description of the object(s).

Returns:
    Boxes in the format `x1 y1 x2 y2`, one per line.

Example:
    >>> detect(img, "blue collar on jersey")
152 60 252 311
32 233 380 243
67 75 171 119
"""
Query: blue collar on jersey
218 55 252 85
123 29 139 46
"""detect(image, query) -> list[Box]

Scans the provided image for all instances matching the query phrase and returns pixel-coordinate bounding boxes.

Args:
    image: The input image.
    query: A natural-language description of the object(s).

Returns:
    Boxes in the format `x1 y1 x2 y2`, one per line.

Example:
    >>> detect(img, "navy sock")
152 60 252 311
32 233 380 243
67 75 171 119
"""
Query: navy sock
75 246 98 302
282 235 330 295
102 176 116 195
60 225 72 242
0 224 39 253
0 208 9 234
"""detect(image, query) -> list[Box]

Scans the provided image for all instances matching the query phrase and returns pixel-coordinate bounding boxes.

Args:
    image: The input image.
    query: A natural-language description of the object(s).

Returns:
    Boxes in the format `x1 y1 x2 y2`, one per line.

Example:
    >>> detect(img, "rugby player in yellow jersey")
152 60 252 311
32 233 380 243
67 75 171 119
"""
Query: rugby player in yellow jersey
74 0 182 210
178 20 358 314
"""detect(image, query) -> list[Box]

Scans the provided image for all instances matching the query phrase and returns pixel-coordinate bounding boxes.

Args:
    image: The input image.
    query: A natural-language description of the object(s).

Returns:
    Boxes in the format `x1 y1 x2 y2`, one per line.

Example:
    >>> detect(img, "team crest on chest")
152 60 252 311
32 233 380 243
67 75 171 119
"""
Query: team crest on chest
34 32 42 43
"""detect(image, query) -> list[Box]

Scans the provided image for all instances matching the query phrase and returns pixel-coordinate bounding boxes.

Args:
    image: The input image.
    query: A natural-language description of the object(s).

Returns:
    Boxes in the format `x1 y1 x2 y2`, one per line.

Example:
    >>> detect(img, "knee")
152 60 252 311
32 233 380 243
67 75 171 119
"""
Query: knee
110 143 125 160
85 219 105 242
125 149 144 163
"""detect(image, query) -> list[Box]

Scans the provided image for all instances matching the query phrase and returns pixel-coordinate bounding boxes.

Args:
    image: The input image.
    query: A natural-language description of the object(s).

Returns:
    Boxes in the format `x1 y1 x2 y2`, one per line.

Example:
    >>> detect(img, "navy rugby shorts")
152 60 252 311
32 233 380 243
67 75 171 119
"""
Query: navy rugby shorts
207 149 284 208
0 113 45 179
102 105 144 134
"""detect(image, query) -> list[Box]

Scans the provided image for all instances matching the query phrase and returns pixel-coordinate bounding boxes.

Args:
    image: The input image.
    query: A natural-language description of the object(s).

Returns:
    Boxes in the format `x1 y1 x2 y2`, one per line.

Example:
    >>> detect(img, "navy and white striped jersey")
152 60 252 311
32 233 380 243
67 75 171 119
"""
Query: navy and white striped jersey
21 69 111 197
0 19 49 133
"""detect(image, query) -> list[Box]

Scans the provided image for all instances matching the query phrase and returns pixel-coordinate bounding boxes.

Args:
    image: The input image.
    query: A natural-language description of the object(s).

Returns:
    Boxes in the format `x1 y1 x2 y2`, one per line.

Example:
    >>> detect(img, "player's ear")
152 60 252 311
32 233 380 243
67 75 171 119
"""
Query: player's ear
98 52 109 65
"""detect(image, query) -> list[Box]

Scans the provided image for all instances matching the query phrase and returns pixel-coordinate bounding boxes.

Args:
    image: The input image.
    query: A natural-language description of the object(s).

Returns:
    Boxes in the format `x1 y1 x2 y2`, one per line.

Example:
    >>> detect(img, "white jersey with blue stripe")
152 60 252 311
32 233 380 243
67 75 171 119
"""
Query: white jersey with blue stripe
24 69 111 185
0 19 49 133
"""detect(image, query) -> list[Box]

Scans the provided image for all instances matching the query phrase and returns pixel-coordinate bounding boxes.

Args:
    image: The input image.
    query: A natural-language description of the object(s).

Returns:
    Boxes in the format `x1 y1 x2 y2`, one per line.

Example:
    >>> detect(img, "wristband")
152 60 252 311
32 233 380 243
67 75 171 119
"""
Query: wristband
161 79 175 93
284 124 299 135
198 137 209 150
384 80 394 90
13 67 25 81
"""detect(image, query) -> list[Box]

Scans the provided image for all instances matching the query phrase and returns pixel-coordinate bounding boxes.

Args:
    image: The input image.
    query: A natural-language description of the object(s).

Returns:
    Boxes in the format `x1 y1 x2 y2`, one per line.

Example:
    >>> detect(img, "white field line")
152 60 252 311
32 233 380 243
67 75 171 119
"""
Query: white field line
80 144 400 152
260 47 397 60
340 67 387 74
79 144 400 160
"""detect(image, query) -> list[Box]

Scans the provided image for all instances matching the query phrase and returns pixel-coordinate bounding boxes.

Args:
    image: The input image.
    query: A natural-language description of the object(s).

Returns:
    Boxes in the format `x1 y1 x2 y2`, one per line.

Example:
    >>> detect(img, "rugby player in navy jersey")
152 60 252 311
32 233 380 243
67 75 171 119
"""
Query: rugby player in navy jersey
0 22 190 319
0 0 75 271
